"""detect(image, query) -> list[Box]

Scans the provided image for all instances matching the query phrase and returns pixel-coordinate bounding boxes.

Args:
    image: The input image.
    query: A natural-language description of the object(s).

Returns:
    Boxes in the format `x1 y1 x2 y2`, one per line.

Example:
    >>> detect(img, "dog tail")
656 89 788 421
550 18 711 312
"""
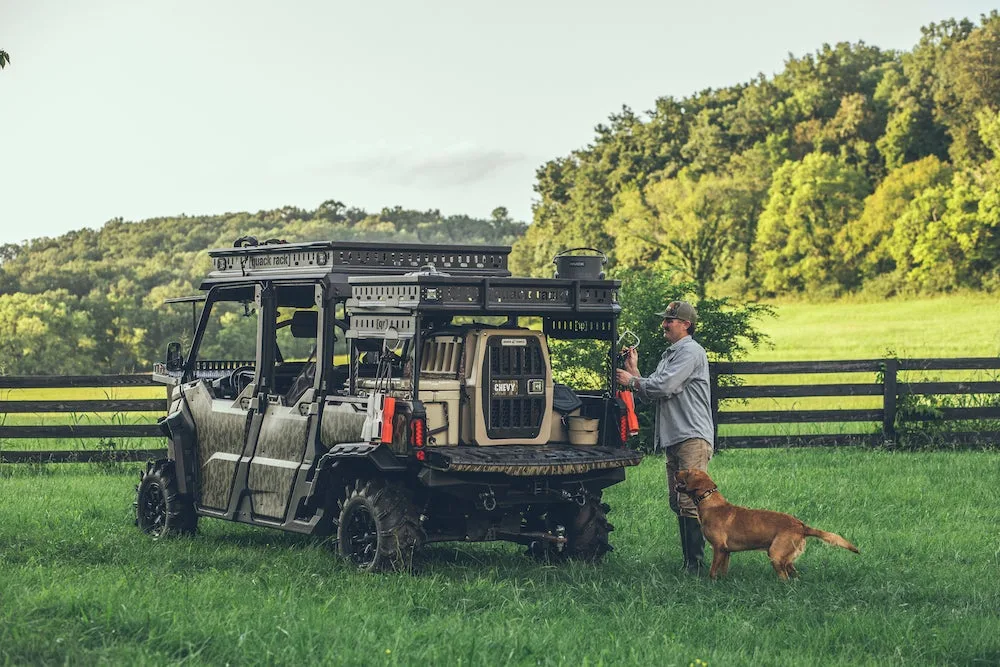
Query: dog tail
804 526 860 553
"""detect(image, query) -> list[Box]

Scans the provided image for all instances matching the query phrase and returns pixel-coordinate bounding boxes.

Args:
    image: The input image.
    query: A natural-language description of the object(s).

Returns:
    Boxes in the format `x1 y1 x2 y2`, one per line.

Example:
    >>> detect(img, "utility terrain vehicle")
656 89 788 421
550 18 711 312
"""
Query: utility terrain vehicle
140 238 641 570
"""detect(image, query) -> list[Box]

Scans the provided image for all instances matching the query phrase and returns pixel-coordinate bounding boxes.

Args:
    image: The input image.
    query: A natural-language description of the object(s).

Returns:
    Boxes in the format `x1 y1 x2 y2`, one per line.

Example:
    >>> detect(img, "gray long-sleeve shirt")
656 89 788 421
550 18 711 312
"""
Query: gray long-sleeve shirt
633 335 714 449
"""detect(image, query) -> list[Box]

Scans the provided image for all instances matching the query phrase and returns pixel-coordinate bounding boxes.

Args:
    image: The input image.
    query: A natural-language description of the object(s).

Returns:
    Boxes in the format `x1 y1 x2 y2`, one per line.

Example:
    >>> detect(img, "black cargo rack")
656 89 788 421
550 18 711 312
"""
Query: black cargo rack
200 240 512 289
346 275 621 316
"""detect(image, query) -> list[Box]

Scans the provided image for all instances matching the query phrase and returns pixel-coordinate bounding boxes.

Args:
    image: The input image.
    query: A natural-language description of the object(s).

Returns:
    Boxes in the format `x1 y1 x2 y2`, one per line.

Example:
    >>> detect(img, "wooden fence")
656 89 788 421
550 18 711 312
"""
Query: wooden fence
0 374 167 463
1 357 999 463
711 357 1000 448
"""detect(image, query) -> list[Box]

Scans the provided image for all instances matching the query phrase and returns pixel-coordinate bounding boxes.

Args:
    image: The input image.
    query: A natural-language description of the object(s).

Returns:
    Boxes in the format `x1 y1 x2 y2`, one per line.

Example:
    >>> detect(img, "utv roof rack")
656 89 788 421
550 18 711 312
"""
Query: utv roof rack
347 274 621 316
201 239 511 289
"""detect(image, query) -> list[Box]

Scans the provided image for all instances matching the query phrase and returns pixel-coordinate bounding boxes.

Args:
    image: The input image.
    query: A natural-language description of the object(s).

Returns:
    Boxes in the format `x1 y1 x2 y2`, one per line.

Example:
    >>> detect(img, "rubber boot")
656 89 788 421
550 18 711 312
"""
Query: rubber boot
676 516 690 571
680 516 706 574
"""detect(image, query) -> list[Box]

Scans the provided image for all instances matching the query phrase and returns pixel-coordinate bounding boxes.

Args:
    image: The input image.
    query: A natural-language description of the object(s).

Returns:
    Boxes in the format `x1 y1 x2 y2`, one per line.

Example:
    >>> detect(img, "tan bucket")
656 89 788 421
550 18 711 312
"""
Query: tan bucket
567 416 599 446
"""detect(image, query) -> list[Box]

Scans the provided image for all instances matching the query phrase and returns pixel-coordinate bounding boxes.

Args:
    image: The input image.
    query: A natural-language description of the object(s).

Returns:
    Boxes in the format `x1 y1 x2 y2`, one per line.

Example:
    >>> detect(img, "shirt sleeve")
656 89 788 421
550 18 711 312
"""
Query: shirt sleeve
636 346 697 400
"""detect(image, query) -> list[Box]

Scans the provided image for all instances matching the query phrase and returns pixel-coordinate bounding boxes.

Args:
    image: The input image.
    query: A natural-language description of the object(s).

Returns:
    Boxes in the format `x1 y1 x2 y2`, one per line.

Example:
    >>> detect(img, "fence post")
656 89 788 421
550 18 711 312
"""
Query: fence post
710 367 721 451
882 358 898 445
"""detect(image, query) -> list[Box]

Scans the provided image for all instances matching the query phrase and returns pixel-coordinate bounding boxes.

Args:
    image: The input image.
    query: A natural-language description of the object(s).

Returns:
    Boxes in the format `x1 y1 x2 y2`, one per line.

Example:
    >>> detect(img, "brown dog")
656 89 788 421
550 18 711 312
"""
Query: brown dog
675 469 859 580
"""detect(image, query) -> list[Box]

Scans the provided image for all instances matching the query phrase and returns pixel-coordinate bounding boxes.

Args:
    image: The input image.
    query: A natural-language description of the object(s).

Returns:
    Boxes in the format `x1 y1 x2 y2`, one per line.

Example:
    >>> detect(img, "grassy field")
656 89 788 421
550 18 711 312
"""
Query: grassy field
710 294 1000 438
1 296 998 663
2 448 999 666
748 293 1000 362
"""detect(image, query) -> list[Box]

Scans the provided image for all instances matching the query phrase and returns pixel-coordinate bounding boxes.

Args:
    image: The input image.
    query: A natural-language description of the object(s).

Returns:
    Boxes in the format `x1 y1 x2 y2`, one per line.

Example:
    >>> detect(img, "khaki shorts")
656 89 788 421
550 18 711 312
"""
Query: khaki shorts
664 438 713 519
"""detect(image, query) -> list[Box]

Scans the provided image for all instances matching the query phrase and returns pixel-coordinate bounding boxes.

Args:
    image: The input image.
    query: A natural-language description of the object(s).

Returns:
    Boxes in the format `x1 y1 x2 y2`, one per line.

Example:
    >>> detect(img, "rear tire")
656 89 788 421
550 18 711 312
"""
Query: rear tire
135 460 197 538
337 479 422 572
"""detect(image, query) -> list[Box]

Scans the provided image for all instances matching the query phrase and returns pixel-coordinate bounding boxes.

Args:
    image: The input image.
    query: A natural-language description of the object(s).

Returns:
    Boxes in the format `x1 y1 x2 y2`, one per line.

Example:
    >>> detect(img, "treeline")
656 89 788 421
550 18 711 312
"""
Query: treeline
510 14 1000 299
0 203 525 374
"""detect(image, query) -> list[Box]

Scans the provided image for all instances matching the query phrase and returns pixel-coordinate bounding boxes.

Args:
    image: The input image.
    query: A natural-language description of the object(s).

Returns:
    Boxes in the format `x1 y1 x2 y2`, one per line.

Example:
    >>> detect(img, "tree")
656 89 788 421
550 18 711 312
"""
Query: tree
839 155 952 281
608 171 752 297
0 291 95 375
0 50 9 69
934 13 1000 167
885 184 950 288
512 159 614 277
0 200 528 374
724 143 782 291
752 152 870 295
890 109 1000 292
680 108 732 176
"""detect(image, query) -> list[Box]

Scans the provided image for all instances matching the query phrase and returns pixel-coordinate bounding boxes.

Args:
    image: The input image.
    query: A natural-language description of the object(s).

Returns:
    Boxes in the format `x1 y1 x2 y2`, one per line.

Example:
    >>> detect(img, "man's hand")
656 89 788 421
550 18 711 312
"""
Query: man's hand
623 347 639 375
615 368 635 388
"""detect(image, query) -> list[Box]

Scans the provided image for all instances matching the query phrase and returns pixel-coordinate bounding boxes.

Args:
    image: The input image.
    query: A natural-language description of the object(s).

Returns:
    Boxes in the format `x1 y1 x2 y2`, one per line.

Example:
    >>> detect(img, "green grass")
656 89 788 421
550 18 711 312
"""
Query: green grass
2 448 998 666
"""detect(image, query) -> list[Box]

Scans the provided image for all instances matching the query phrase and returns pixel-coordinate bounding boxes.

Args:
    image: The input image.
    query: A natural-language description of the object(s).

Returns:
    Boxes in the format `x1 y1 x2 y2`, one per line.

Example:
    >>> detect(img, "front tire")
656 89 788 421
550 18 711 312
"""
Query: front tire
135 460 197 538
337 479 422 572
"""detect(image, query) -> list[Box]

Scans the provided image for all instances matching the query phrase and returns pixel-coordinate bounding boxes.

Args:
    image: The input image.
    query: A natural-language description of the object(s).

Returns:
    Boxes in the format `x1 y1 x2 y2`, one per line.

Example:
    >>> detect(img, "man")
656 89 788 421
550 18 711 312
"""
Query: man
615 300 714 574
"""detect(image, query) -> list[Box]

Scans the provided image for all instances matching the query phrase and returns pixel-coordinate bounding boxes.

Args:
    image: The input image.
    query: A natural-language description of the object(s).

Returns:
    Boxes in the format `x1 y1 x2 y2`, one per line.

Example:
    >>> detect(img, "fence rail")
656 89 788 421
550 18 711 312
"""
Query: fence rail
2 358 999 463
0 374 167 464
710 357 1000 449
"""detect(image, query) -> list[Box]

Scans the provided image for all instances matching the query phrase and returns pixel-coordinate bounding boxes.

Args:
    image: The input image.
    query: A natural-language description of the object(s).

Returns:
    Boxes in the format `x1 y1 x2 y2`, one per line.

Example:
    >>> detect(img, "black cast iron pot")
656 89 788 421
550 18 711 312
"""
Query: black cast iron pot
553 247 607 280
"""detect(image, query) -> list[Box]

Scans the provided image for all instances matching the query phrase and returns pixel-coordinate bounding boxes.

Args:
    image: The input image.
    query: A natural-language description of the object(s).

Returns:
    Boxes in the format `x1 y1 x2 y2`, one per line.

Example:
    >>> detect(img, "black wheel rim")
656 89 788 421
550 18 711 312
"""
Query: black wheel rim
343 503 378 568
139 481 167 537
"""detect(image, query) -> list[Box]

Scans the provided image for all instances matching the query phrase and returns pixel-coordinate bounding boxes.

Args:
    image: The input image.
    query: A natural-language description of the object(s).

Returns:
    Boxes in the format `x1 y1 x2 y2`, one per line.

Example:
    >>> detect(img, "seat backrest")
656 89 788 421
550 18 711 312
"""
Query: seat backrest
290 310 318 338
284 358 317 404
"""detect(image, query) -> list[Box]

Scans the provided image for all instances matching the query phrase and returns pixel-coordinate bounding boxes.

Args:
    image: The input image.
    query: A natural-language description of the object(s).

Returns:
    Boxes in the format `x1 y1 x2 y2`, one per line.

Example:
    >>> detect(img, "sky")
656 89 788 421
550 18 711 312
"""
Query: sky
1 0 997 246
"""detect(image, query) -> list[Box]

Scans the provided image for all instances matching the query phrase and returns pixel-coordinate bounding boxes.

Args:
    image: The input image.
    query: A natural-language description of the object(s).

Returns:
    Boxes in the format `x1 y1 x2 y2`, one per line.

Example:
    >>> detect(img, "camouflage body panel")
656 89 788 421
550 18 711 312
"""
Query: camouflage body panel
248 403 310 520
183 382 247 510
319 400 366 447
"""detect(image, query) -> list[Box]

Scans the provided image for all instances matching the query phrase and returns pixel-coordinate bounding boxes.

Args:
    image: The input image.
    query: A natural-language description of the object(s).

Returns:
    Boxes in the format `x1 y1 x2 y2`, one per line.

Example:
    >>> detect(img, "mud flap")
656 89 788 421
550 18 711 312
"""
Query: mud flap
157 408 198 497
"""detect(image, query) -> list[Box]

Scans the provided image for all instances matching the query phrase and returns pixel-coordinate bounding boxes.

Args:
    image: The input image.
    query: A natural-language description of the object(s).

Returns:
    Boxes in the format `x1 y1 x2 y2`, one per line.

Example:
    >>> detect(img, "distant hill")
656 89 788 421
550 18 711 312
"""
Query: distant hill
0 202 526 374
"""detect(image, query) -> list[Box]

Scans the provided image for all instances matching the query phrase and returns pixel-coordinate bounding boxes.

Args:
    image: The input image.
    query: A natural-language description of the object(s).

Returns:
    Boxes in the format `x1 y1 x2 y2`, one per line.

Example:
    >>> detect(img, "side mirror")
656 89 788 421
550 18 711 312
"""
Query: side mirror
165 341 184 371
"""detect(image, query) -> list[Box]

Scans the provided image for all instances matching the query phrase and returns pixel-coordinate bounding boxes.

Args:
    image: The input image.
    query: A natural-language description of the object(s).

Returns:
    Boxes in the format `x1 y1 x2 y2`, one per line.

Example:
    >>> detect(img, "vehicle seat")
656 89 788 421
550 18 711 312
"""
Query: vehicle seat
283 346 316 404
289 310 318 337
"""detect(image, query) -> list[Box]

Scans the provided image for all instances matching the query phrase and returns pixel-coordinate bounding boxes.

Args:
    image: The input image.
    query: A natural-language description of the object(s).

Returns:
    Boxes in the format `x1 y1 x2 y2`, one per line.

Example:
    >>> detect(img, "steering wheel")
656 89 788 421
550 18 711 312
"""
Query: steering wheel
228 365 256 397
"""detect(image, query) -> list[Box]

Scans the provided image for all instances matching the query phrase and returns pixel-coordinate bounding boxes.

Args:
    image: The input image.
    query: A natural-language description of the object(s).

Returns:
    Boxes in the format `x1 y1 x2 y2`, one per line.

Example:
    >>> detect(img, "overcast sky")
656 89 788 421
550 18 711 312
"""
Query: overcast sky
1 0 996 245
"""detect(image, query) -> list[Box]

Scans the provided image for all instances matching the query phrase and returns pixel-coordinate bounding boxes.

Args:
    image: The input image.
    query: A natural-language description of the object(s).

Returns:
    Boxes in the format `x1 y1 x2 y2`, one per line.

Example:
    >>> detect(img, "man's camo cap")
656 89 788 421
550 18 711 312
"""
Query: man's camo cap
656 300 698 324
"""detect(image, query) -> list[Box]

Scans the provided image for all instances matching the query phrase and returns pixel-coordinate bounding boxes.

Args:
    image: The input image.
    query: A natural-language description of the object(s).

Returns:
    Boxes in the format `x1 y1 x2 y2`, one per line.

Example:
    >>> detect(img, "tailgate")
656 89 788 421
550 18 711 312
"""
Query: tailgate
425 445 642 476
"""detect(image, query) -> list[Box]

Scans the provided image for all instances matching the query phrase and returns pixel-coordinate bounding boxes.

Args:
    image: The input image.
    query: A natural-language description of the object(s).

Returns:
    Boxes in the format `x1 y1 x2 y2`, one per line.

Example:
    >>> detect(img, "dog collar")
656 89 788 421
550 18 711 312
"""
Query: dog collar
692 487 717 505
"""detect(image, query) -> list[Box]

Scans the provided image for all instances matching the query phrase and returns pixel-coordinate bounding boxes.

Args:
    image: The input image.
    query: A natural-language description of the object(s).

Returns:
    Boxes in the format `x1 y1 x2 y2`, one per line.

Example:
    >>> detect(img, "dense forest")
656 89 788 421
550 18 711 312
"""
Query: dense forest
2 14 999 374
511 13 1000 300
0 205 525 374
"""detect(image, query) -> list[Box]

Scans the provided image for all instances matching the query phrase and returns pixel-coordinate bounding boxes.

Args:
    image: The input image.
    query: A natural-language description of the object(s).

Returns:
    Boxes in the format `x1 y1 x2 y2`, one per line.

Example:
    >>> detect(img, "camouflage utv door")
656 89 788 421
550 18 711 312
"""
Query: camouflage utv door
182 288 259 512
246 304 320 521
182 380 253 511
246 395 314 520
